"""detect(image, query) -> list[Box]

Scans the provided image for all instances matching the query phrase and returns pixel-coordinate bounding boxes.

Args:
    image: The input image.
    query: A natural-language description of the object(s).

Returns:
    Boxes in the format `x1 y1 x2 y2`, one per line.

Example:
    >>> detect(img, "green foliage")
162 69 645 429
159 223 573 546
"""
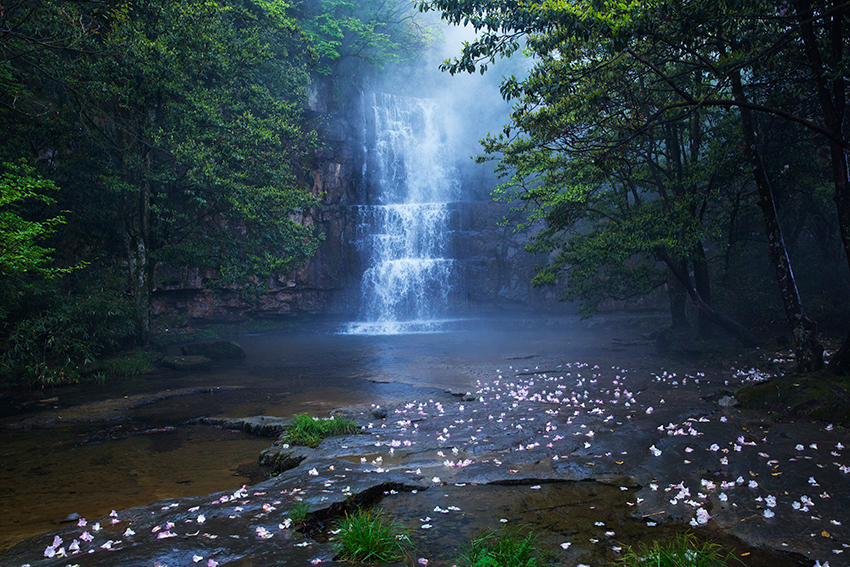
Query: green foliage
288 500 312 524
249 0 300 30
0 0 327 362
0 0 441 384
425 0 850 338
455 527 547 567
333 509 410 563
0 161 72 279
614 533 736 567
99 349 158 378
0 0 94 121
284 413 359 447
450 0 730 313
0 274 137 386
0 0 326 341
298 0 439 75
68 0 320 276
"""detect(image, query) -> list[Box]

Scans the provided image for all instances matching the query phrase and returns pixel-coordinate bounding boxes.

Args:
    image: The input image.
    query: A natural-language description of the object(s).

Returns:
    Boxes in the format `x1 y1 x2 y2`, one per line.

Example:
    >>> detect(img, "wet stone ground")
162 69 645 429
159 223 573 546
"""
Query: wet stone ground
2 358 847 567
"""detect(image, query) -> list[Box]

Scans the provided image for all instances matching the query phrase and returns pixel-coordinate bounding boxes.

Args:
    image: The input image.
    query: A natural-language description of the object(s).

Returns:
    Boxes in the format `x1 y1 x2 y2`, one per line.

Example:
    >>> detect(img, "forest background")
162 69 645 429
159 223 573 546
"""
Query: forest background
2 0 849 387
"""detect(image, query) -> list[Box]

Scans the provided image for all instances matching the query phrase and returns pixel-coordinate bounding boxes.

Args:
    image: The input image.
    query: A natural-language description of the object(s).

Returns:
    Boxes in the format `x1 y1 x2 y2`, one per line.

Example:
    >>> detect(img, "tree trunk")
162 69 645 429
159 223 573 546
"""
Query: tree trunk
831 329 850 371
793 0 850 373
123 185 151 342
829 145 850 373
659 252 758 347
693 243 712 338
667 263 689 330
731 71 823 372
122 111 154 343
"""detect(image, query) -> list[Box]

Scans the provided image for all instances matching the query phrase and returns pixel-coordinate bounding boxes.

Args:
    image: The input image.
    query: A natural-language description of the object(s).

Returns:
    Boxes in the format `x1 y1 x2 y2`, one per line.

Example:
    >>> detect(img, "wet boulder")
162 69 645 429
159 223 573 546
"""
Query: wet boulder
717 395 739 408
201 416 290 437
161 355 212 371
181 340 246 360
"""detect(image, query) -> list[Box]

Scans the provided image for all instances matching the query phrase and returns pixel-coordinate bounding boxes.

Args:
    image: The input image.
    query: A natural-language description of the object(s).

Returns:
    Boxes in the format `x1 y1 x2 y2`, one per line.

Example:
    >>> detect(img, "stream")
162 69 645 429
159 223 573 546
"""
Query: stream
1 316 836 566
0 315 642 554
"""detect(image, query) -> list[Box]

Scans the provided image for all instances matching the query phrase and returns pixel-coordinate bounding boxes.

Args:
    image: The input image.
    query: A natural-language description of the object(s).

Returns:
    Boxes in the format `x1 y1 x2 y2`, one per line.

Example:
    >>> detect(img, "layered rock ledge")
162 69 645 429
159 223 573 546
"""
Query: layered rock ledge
3 362 847 566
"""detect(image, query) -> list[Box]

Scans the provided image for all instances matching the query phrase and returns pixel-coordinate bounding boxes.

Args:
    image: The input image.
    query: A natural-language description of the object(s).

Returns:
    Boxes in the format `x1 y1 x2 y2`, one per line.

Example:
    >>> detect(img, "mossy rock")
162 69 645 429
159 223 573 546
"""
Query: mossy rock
737 373 850 425
161 355 213 372
258 445 308 474
200 416 291 437
180 340 246 360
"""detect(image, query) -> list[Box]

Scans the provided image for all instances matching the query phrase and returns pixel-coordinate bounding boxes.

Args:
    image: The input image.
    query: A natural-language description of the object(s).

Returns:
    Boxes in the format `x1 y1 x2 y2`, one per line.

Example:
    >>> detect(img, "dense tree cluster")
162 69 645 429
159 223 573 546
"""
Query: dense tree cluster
0 0 432 385
4 0 848 384
422 0 849 373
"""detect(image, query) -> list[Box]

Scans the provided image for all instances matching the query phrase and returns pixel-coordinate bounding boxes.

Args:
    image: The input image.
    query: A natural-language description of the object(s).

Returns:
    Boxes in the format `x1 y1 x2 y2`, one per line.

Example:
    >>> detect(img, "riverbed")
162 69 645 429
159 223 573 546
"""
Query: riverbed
0 315 649 553
2 315 842 566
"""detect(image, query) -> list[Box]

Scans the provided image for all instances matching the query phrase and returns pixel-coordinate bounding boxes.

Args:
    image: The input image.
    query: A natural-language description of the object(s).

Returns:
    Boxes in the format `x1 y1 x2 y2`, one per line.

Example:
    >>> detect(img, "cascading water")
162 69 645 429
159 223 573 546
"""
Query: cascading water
346 92 463 334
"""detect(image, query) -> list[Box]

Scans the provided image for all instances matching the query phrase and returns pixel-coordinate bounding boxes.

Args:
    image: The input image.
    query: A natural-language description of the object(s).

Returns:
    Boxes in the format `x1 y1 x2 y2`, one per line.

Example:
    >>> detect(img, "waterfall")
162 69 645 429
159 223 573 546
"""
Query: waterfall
346 92 462 334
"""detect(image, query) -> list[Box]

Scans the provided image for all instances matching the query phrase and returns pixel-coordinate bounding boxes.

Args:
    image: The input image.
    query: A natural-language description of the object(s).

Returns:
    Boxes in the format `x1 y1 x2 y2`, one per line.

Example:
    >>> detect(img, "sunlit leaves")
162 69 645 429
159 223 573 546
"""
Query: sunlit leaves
0 161 68 278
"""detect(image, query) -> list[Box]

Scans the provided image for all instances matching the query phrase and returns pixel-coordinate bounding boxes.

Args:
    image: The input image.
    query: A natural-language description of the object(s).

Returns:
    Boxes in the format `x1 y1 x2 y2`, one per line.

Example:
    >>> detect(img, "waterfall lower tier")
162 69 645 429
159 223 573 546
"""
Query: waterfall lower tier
352 255 457 334
346 202 462 335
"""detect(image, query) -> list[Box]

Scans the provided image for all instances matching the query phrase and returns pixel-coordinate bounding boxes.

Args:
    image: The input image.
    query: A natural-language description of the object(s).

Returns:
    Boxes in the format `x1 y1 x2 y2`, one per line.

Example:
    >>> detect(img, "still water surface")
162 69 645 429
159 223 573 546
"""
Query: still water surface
1 316 637 552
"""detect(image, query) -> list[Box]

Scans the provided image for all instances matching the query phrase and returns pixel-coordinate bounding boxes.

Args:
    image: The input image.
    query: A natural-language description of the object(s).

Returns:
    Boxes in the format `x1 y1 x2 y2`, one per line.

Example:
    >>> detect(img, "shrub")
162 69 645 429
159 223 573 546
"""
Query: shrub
284 413 359 447
288 500 311 524
614 532 737 567
455 527 547 567
100 348 158 377
0 277 137 386
334 509 410 563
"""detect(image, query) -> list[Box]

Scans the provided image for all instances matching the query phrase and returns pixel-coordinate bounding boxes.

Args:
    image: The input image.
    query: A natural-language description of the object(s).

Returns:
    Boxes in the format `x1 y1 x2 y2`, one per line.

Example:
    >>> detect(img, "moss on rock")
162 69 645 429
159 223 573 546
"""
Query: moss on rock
737 373 850 425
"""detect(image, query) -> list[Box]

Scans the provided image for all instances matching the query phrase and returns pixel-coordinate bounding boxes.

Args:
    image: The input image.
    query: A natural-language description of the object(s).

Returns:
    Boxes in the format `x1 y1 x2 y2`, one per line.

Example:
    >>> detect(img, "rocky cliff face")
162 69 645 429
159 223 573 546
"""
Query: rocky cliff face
151 77 364 327
452 201 568 312
151 79 572 328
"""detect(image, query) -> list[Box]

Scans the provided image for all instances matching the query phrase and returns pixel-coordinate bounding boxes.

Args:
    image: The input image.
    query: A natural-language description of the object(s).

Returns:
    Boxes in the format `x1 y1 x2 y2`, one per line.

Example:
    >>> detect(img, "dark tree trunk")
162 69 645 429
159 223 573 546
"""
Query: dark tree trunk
667 263 689 330
122 105 154 343
830 145 850 373
794 0 850 373
832 330 850 372
693 243 712 338
825 142 850 373
659 252 758 347
732 72 824 372
123 175 152 342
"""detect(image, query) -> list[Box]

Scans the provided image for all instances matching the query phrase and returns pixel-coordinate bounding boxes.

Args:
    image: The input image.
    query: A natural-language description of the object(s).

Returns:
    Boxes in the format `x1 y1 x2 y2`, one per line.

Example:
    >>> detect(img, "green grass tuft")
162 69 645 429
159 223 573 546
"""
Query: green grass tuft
288 500 311 524
333 509 410 563
284 413 359 447
455 527 547 567
615 532 737 567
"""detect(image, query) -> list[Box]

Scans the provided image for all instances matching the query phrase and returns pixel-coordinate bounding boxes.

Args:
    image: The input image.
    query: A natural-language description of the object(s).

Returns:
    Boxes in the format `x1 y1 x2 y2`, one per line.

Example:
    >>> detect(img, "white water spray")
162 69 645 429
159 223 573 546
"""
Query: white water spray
346 92 463 334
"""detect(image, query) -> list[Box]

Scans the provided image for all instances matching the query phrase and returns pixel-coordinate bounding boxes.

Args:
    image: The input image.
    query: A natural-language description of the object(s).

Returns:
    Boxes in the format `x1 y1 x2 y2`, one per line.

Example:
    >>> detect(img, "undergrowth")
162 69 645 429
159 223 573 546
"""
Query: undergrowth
333 509 411 564
288 500 311 524
455 527 547 567
0 278 137 386
99 349 158 377
614 532 737 567
284 413 359 447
